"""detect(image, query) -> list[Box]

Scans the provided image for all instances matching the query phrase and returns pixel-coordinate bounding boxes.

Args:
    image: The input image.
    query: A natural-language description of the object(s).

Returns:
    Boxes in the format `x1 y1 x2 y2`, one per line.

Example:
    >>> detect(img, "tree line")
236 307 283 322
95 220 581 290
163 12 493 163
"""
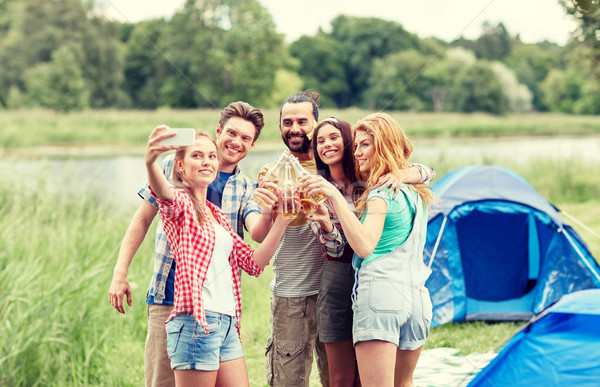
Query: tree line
0 0 598 114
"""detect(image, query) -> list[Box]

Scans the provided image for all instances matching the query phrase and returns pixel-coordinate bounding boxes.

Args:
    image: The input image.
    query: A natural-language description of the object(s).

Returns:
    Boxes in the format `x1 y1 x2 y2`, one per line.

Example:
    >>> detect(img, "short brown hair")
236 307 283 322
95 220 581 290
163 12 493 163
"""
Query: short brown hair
218 101 264 143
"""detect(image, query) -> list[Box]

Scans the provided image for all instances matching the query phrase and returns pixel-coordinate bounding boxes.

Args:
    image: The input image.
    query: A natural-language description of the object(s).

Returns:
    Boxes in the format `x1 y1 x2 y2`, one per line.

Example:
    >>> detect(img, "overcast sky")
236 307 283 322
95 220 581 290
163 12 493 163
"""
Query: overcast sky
102 0 577 45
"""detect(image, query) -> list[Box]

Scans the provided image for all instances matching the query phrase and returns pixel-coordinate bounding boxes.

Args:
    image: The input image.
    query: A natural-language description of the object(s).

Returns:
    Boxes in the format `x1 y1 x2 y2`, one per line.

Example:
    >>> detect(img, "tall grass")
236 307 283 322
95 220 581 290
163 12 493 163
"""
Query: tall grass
0 169 149 386
1 155 599 385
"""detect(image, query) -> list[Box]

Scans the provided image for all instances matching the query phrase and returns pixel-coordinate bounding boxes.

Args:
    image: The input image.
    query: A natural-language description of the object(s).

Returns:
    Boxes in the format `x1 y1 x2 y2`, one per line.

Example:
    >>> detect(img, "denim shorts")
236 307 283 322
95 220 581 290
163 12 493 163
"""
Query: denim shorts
317 260 355 343
165 312 243 371
352 257 433 350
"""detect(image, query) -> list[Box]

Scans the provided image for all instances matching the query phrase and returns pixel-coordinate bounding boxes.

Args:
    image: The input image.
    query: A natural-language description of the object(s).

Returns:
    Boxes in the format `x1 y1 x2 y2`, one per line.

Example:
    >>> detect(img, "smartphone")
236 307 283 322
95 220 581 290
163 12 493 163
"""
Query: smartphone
161 128 196 146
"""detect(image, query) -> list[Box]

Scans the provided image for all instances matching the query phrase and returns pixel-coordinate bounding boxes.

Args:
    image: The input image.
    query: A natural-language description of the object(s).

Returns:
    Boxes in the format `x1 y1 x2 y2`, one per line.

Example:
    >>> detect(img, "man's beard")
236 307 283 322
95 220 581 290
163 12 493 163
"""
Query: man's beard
282 133 311 154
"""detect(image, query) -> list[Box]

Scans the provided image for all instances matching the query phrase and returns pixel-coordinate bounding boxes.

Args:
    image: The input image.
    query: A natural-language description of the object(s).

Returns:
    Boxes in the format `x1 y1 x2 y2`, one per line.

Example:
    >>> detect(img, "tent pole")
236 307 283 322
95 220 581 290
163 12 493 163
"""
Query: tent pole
560 228 600 283
428 215 448 269
561 210 600 241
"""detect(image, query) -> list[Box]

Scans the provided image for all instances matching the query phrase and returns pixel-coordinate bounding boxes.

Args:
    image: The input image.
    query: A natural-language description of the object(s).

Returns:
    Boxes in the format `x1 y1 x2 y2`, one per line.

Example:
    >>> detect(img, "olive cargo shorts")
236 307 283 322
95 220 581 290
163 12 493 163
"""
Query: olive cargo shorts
265 295 329 386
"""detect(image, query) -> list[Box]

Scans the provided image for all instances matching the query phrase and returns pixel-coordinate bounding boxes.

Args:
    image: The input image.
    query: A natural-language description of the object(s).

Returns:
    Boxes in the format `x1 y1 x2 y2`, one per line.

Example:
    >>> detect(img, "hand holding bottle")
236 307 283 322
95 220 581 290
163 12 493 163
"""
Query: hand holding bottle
254 182 279 214
288 155 327 206
299 174 342 203
256 151 289 207
273 189 298 226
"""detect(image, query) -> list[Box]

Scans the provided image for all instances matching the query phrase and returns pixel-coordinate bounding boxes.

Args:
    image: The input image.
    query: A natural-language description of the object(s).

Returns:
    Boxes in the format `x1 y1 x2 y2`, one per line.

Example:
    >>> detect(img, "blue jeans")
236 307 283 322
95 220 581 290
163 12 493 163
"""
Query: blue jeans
165 312 243 371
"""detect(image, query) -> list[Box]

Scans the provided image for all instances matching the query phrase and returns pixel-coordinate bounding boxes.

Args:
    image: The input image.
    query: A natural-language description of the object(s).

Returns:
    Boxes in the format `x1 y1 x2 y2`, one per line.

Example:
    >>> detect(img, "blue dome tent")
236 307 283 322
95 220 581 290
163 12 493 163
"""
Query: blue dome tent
423 165 600 326
467 289 600 386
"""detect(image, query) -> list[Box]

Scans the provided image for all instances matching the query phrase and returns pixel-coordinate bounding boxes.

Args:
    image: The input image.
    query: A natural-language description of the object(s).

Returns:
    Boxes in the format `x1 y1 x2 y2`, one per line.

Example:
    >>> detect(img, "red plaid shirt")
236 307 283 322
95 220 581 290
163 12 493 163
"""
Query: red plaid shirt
153 188 263 337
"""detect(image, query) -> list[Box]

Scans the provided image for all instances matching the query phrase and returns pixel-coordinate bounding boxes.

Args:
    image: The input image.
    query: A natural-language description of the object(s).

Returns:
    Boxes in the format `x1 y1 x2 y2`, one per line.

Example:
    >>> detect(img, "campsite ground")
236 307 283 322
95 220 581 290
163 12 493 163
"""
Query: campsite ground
1 109 599 386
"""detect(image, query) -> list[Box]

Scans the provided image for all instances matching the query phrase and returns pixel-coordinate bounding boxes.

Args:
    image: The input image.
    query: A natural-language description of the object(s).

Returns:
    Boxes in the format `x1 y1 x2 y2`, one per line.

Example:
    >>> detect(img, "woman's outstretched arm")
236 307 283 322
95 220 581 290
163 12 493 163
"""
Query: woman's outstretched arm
145 125 178 200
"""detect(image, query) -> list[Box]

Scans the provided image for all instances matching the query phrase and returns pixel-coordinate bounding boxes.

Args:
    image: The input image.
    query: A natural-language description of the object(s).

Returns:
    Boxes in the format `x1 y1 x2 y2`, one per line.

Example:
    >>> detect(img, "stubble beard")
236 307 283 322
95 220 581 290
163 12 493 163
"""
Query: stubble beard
282 133 311 154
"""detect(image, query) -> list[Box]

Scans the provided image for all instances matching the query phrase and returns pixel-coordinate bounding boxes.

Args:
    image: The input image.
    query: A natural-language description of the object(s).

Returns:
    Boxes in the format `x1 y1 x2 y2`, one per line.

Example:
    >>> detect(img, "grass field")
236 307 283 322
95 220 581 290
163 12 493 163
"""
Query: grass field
1 109 600 386
2 108 600 152
1 160 598 386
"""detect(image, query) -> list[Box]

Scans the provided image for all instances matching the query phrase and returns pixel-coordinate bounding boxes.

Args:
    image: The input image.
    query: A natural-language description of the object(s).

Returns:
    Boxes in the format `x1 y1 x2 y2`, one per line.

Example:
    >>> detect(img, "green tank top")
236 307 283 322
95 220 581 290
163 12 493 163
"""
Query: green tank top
354 186 420 268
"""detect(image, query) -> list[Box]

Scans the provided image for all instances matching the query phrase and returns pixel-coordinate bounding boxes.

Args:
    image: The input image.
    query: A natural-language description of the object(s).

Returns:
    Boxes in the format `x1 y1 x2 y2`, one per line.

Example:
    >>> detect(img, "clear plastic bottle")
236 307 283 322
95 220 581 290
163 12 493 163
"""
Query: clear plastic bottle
280 161 299 219
288 155 326 211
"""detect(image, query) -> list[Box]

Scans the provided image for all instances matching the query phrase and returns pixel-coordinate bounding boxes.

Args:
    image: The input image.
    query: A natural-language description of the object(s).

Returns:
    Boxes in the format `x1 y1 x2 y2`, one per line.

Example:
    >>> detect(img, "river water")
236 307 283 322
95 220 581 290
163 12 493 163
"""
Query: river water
2 136 599 211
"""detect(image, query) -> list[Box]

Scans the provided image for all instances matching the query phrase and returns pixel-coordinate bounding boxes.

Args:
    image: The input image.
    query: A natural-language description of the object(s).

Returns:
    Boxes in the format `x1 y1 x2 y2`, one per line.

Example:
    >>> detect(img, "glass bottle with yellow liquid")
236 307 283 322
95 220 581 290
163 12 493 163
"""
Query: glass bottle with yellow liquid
288 155 326 214
255 151 289 206
280 161 299 219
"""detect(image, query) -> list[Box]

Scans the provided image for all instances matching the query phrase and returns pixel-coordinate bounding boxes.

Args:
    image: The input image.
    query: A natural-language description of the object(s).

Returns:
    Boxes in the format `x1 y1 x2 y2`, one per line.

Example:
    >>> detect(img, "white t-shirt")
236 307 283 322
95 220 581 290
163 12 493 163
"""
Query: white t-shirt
202 223 236 316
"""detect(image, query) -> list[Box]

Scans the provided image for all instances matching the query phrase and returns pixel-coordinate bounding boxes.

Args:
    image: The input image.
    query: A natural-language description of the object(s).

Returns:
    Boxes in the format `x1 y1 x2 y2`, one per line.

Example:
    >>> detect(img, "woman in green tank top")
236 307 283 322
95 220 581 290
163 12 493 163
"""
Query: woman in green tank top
301 112 435 387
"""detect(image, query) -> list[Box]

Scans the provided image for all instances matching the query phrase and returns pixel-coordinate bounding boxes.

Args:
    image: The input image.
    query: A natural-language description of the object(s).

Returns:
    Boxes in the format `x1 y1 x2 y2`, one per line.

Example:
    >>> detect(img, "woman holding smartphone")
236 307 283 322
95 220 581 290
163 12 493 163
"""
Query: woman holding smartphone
145 126 292 387
302 113 434 387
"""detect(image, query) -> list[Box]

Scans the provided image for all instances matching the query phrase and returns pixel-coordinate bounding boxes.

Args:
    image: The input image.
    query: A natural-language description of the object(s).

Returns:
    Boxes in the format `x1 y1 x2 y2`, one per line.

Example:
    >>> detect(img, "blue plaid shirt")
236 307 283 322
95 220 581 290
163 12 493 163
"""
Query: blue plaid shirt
138 154 261 304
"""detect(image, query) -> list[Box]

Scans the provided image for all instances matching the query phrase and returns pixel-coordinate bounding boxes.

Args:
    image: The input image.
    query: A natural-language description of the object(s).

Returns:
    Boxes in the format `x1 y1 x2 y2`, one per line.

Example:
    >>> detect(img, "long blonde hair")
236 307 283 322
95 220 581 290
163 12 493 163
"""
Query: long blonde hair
173 131 217 226
354 112 434 217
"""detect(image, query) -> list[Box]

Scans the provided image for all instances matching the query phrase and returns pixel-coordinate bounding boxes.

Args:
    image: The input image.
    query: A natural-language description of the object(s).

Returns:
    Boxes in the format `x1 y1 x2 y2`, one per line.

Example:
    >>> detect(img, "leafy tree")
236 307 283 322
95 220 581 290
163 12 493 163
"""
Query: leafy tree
289 32 349 107
505 42 565 110
421 54 468 112
473 22 512 60
81 16 128 108
211 0 284 107
158 0 220 108
449 62 507 114
0 0 14 38
490 62 532 113
418 37 447 57
363 50 431 111
159 0 283 108
541 44 600 113
329 16 421 106
0 0 125 109
6 86 24 108
0 0 62 105
560 0 600 76
567 44 600 113
421 63 450 112
450 36 477 53
267 68 303 108
123 19 169 109
25 46 89 112
445 47 477 64
540 69 572 112
573 78 600 114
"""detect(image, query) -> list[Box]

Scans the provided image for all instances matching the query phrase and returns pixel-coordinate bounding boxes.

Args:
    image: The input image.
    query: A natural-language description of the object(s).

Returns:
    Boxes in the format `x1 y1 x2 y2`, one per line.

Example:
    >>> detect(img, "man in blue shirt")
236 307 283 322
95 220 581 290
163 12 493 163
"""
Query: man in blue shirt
108 101 274 387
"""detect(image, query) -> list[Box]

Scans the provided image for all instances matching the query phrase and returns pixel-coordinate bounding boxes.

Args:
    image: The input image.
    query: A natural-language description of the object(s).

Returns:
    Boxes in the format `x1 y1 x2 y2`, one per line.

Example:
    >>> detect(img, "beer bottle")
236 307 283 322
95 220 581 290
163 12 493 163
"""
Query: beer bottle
280 161 299 219
288 155 326 212
256 151 289 206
